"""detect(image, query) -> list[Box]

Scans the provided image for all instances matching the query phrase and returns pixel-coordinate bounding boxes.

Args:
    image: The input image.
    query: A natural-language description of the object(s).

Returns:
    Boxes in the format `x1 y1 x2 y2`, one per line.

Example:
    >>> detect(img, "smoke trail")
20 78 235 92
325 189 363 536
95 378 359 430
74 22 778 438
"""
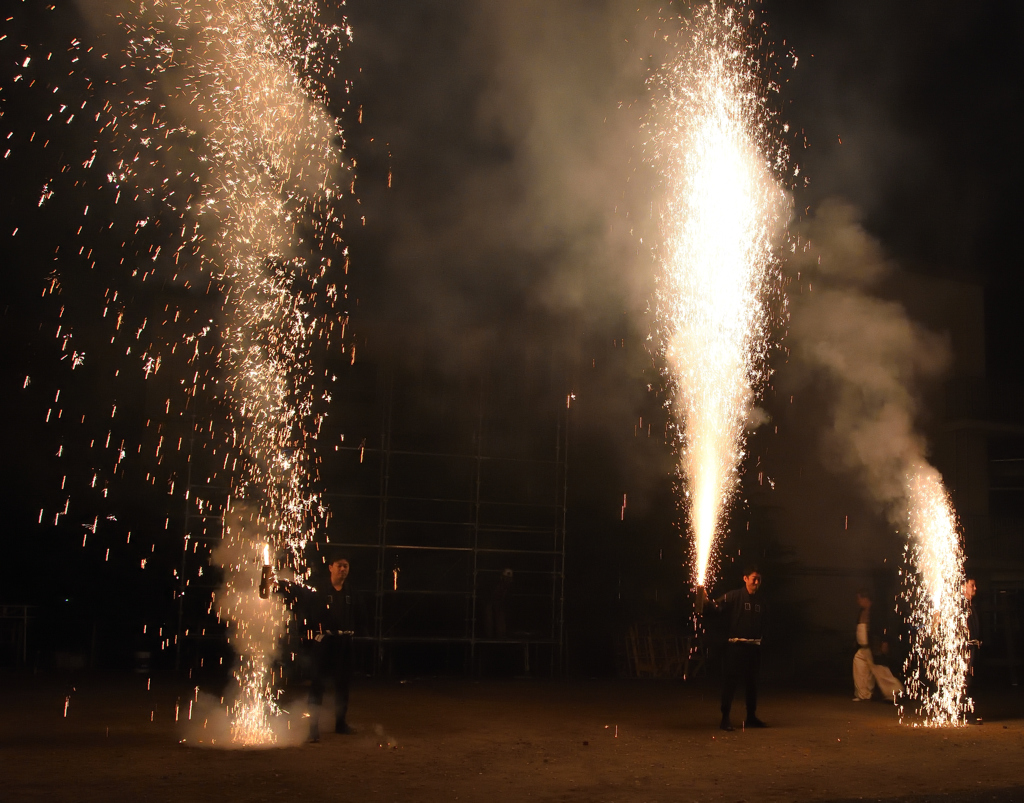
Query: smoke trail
787 198 969 725
649 1 790 587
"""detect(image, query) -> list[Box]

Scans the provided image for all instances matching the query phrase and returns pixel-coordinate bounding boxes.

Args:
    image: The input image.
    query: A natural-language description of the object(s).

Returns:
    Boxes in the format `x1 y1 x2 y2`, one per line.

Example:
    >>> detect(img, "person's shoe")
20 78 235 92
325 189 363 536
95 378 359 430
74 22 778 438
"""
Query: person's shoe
334 722 354 735
745 716 768 728
719 717 735 732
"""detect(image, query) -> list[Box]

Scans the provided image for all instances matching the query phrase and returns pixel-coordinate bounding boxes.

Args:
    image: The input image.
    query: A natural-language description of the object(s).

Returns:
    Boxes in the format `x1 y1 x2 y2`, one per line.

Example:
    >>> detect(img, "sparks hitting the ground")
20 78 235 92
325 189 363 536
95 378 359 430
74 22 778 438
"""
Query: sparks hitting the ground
901 466 970 726
649 1 789 588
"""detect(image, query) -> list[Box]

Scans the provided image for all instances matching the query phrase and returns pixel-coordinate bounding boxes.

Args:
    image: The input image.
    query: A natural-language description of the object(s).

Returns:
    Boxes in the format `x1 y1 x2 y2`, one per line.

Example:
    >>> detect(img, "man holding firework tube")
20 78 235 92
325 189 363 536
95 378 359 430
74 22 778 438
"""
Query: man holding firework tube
697 566 767 732
274 556 363 742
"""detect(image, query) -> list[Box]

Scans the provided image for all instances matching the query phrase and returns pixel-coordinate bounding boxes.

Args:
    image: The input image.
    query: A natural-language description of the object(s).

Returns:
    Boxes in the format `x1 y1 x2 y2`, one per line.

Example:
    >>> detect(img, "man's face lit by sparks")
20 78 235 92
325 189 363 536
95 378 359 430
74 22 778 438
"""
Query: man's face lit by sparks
743 572 762 595
329 559 350 589
963 579 976 601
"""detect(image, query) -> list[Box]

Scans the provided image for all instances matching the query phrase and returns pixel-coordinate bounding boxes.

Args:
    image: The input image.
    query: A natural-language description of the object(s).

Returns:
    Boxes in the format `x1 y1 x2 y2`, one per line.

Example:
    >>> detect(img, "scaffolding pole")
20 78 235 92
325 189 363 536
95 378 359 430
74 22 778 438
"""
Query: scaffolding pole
332 372 569 677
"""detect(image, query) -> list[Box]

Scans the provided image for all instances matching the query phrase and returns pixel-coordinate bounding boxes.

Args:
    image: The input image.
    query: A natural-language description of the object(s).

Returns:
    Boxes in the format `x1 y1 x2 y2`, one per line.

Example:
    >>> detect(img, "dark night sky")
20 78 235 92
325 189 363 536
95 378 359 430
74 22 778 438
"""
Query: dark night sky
1 0 1021 668
764 0 1023 376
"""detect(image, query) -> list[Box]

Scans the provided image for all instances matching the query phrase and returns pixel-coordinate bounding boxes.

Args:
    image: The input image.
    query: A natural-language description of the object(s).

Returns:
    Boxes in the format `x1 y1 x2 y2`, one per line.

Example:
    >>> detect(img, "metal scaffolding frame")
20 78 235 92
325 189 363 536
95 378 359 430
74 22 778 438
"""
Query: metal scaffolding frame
0 604 36 665
324 368 569 675
173 363 570 677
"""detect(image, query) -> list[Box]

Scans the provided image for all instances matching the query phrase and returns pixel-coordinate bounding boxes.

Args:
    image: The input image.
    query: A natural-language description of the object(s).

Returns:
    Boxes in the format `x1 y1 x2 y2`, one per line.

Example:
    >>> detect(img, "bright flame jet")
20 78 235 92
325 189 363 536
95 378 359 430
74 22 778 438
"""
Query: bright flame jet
651 1 789 588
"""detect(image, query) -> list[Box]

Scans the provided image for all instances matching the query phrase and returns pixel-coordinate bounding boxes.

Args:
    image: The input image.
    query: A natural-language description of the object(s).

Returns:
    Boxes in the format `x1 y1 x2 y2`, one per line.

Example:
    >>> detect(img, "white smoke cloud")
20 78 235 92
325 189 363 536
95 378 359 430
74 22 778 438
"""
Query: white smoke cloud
786 198 950 519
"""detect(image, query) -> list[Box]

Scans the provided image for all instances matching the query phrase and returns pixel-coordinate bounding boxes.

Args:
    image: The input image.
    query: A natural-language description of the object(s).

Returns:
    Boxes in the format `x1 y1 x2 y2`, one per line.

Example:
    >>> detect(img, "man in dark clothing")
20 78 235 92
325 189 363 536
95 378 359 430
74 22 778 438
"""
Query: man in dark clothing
279 556 363 742
964 578 981 672
964 577 982 723
698 567 767 731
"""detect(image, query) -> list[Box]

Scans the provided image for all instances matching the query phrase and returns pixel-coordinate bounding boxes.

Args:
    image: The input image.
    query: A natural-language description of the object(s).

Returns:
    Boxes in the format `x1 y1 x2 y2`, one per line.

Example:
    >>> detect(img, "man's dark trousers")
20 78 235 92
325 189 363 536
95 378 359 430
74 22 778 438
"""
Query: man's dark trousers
309 634 352 728
721 642 760 720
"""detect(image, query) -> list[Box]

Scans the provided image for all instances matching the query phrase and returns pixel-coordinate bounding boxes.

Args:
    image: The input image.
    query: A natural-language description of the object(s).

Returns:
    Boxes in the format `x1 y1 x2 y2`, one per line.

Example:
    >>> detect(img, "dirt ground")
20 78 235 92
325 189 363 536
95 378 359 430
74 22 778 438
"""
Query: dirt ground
4 673 1024 803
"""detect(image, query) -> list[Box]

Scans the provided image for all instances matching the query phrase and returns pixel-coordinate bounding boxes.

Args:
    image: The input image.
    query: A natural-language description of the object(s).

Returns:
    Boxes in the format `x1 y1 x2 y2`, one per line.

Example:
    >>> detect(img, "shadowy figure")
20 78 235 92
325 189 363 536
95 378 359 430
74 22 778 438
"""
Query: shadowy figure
964 577 982 723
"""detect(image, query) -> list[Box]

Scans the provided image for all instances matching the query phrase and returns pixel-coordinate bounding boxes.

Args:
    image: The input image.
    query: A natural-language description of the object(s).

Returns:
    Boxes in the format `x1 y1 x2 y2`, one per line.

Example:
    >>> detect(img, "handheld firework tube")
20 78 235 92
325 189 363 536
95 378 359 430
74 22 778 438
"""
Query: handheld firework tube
259 544 274 600
695 585 709 616
259 565 274 600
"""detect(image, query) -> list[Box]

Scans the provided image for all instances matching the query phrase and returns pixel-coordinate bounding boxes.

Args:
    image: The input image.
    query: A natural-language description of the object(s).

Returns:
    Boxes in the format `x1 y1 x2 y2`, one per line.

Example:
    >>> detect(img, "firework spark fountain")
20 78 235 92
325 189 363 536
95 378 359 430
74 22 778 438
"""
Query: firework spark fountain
901 466 970 726
649 1 789 587
2 0 353 746
786 205 970 725
116 0 351 745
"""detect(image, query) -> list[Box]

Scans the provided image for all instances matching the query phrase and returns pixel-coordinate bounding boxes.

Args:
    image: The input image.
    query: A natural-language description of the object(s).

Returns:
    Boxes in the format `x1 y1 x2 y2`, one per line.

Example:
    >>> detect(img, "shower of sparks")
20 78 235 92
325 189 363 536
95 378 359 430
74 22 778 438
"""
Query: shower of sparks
115 0 350 746
2 0 354 747
649 1 789 587
900 466 970 726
